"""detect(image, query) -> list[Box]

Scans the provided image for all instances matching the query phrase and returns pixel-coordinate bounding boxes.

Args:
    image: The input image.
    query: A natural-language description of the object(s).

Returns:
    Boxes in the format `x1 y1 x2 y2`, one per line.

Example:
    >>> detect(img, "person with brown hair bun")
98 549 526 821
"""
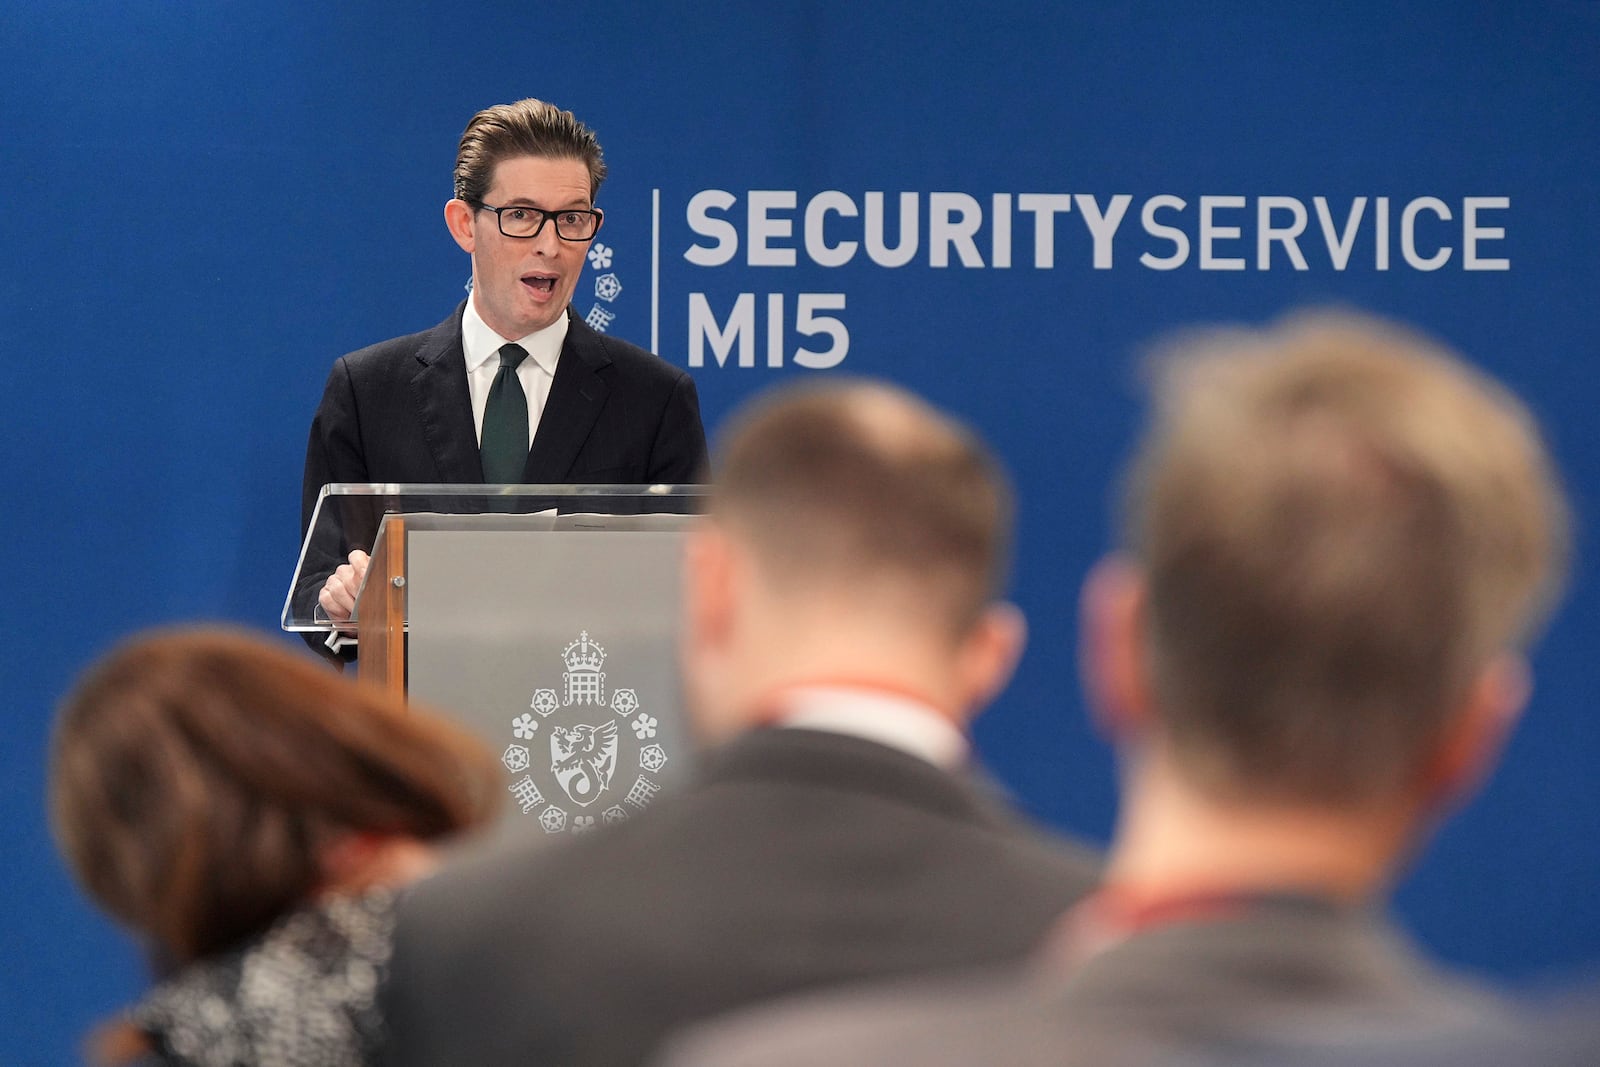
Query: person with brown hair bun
49 626 502 1067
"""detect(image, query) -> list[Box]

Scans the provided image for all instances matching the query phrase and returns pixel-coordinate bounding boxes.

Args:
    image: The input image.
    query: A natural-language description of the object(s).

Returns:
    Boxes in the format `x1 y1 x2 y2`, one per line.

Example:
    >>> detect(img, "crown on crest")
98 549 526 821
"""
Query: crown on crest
562 631 607 672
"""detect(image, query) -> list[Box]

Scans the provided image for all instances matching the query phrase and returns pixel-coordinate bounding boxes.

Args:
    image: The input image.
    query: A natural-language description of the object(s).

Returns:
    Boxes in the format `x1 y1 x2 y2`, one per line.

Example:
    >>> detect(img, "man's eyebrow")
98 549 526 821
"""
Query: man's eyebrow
498 196 593 209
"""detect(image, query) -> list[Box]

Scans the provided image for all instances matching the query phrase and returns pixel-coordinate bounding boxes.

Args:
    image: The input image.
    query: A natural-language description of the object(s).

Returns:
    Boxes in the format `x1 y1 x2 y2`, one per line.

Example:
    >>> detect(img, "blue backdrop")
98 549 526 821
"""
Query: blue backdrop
4 3 1597 1063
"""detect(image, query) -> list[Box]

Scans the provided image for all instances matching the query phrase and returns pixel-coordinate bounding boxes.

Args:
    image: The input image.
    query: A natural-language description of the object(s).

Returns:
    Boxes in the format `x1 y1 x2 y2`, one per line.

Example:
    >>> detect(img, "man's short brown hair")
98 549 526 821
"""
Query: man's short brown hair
1124 310 1570 804
50 627 501 964
454 97 607 204
713 380 1013 635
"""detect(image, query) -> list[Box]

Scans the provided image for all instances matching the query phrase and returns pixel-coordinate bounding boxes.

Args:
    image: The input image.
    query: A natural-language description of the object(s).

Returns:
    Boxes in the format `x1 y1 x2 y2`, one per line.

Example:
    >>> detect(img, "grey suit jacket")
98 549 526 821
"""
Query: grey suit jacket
660 897 1508 1067
378 727 1101 1067
1262 996 1600 1067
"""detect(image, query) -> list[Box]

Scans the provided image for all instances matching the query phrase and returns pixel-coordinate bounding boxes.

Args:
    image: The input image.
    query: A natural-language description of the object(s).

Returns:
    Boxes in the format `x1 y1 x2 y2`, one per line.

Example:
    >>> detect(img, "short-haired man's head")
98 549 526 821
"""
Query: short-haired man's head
712 381 1013 636
1123 311 1569 805
454 97 607 204
49 627 500 964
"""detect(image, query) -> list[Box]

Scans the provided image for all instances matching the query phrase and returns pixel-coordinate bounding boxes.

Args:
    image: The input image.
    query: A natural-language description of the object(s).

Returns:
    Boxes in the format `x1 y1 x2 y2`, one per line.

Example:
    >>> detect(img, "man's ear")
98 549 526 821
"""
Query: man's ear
444 198 477 254
1416 653 1530 812
683 523 736 655
954 601 1027 716
681 522 748 743
1080 556 1155 742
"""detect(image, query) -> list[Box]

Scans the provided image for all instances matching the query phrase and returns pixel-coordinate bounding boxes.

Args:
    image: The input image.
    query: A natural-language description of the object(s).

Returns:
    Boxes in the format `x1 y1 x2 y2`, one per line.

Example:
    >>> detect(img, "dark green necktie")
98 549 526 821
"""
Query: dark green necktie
480 343 530 483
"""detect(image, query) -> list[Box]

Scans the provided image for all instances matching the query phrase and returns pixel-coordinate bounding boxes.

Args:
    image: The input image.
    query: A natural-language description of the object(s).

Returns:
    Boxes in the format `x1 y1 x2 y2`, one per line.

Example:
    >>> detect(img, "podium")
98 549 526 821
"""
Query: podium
284 484 706 839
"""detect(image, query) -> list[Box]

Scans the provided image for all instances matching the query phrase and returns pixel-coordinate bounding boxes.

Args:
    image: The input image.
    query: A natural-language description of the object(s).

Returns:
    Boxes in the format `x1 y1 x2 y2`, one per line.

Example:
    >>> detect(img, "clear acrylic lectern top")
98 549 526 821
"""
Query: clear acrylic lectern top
282 483 707 634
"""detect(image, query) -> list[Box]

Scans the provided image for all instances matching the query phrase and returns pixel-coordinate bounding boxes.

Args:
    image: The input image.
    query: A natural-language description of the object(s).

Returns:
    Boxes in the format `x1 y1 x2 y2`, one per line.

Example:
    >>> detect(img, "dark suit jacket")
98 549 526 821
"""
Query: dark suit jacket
302 302 707 527
295 303 706 650
660 896 1509 1067
378 727 1101 1067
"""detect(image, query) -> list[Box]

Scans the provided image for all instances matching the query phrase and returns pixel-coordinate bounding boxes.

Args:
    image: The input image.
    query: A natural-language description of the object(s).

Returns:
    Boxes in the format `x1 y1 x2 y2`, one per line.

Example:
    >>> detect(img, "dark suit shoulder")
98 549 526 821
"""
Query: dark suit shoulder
558 317 707 482
382 731 1097 1066
567 318 695 389
406 730 1099 967
701 728 1100 867
332 309 460 380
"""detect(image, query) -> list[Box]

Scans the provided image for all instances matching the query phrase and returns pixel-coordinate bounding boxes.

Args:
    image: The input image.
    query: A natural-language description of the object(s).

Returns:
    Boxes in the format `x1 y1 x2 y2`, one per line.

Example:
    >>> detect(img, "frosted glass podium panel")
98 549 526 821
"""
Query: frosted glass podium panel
282 484 706 841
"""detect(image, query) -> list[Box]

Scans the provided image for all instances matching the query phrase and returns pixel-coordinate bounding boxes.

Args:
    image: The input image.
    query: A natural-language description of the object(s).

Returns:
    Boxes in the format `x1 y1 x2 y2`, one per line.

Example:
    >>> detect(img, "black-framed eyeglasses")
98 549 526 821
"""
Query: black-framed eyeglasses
477 203 603 241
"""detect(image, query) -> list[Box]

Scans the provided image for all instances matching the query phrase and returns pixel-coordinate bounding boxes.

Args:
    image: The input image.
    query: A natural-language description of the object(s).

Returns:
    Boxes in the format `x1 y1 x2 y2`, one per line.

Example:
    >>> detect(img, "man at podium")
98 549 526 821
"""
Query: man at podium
301 98 707 644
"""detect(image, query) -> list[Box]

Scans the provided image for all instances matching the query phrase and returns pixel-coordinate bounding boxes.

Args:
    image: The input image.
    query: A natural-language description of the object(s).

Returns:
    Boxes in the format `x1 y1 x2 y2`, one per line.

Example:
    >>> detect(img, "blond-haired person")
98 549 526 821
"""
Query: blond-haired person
662 310 1571 1067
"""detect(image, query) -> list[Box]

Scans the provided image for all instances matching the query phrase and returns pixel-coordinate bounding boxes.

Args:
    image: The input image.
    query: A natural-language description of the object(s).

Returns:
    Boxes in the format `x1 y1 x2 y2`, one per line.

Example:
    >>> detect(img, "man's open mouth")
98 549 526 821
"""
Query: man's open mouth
523 274 558 293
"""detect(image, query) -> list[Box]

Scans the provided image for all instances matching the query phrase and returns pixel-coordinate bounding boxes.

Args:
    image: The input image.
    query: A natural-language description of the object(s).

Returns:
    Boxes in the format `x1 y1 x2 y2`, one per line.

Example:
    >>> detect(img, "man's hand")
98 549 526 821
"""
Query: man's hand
318 550 371 627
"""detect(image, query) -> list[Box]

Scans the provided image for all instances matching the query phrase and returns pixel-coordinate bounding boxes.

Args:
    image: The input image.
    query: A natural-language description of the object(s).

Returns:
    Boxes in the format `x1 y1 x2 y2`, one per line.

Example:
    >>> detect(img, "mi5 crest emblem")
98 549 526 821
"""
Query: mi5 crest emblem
551 720 618 806
504 630 669 834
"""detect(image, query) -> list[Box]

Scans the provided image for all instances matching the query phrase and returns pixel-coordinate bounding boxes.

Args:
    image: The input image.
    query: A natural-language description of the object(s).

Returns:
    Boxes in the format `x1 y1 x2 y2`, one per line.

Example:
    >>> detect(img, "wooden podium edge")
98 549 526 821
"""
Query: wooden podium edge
356 515 407 700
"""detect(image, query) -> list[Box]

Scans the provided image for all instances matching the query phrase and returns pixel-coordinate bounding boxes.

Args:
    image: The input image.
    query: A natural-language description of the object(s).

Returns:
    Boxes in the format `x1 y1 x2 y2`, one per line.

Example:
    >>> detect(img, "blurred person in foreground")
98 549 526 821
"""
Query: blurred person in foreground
50 627 502 1067
377 381 1101 1067
658 310 1572 1066
1240 990 1600 1067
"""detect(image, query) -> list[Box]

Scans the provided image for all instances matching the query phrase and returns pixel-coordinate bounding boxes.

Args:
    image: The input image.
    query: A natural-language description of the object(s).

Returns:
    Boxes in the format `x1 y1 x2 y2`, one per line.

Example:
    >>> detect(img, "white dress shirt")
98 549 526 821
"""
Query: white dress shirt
776 685 969 770
461 296 568 451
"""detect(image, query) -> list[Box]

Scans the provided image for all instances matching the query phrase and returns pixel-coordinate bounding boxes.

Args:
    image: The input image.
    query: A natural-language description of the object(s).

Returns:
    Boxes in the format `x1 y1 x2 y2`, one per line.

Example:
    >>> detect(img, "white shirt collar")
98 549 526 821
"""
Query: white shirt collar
775 685 969 769
461 294 567 377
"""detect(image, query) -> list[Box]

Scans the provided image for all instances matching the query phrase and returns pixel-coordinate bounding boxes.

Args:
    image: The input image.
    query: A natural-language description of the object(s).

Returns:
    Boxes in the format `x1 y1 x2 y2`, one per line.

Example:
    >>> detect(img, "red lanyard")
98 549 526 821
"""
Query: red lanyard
1046 886 1265 970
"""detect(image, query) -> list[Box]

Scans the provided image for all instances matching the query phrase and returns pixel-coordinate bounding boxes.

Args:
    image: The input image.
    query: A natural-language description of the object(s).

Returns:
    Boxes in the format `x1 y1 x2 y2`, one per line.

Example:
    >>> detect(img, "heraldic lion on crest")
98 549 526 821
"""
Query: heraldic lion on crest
550 720 619 807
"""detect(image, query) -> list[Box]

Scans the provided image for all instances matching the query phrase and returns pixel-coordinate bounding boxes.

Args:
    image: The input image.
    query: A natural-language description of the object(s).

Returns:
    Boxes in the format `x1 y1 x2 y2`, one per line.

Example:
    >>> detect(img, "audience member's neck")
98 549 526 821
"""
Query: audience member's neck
730 612 970 730
1103 745 1414 906
315 834 438 899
